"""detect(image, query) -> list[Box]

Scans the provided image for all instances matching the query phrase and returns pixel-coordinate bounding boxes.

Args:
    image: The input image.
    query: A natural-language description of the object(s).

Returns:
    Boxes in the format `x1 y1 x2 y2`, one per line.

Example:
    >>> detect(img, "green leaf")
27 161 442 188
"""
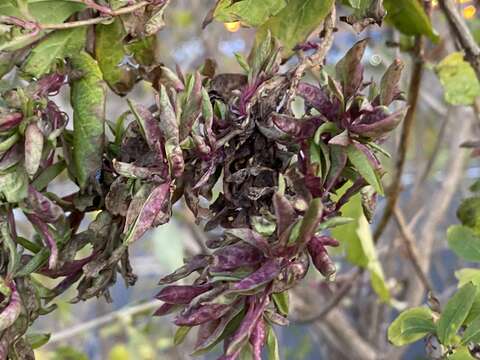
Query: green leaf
383 0 439 42
22 27 86 78
95 19 136 95
174 326 191 346
266 325 280 360
213 0 287 27
331 184 389 301
387 307 435 346
125 36 156 66
256 0 334 58
461 314 480 345
357 214 390 302
436 52 480 106
0 165 28 203
272 291 289 316
447 225 480 263
437 282 478 345
346 144 384 195
26 332 51 349
70 51 106 190
448 347 475 360
456 268 480 288
0 0 86 24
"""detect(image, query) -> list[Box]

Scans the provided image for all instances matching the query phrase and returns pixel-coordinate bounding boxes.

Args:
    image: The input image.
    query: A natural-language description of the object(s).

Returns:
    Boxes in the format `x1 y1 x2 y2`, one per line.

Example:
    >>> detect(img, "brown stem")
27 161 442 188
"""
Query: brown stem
438 0 480 80
40 1 150 30
373 35 425 242
393 206 434 293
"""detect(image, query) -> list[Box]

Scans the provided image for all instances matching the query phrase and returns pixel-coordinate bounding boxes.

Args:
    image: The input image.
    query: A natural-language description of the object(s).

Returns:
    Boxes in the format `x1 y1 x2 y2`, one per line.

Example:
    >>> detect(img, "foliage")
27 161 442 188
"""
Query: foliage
0 0 478 359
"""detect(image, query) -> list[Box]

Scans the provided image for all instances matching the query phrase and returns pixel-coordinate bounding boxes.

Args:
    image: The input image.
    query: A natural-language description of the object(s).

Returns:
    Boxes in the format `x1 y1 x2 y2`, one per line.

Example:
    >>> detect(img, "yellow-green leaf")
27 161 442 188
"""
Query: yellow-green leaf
383 0 439 42
0 0 85 24
256 0 334 58
213 0 287 27
437 282 478 345
447 225 480 263
388 307 435 346
22 27 86 78
436 52 480 106
95 19 136 95
70 51 106 190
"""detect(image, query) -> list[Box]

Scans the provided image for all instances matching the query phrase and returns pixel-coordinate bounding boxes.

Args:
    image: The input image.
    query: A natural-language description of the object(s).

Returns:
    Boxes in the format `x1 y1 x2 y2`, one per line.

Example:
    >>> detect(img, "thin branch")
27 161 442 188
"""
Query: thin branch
393 206 434 293
373 35 426 242
438 0 480 80
291 268 362 324
48 299 160 344
40 1 150 30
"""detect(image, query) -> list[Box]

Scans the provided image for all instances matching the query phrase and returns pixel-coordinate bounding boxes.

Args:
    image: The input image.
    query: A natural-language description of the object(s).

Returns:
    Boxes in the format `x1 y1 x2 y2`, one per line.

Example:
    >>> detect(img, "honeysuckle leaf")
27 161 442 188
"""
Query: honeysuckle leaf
272 291 289 316
461 314 480 345
24 122 43 178
388 307 435 346
266 325 280 360
447 225 480 263
212 0 287 27
0 0 85 24
0 165 28 203
336 39 367 99
437 282 478 345
436 52 480 106
347 144 383 195
383 0 439 42
95 19 136 95
22 27 86 78
70 51 106 190
256 0 334 58
173 326 191 346
26 333 51 349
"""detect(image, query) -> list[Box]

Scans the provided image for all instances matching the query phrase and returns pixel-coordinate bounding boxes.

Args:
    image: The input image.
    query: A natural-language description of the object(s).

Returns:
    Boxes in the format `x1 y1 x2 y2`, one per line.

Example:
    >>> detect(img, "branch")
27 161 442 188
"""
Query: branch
48 299 160 344
438 0 480 80
393 206 434 293
29 1 151 30
291 268 362 324
373 35 426 242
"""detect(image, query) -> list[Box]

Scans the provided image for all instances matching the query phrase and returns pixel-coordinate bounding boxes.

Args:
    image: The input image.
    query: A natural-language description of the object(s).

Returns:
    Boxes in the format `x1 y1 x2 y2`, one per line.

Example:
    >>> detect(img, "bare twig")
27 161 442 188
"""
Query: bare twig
438 0 480 80
393 206 434 293
40 1 150 30
291 268 362 324
48 299 160 344
373 35 426 242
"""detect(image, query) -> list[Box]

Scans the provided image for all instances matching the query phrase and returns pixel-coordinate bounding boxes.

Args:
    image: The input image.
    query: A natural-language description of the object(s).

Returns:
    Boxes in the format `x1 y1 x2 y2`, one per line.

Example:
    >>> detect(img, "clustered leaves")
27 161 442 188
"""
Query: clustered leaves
0 0 412 358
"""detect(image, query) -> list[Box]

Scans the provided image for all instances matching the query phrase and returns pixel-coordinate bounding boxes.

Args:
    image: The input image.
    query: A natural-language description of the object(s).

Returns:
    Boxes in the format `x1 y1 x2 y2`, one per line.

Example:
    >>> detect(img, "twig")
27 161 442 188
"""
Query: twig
291 268 362 324
287 6 336 107
48 299 160 344
393 206 434 293
373 35 426 242
438 0 480 80
40 1 150 30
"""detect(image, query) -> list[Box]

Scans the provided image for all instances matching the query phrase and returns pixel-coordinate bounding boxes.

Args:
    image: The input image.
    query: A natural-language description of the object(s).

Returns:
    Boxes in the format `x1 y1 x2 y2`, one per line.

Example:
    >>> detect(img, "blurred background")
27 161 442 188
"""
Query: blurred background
29 0 480 359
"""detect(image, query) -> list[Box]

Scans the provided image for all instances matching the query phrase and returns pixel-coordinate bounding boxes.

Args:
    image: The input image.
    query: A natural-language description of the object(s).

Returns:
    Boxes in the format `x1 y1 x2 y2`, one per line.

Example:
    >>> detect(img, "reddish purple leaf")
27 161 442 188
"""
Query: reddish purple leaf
156 284 213 304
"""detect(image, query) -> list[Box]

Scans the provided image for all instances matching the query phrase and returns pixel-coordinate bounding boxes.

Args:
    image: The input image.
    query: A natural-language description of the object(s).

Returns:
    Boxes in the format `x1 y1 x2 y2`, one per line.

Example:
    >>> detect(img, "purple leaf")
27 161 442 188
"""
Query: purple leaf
225 292 269 356
158 255 210 284
378 58 405 106
273 193 297 237
0 112 22 132
307 236 336 280
174 303 231 326
224 228 271 255
232 258 282 292
26 213 58 269
25 186 63 223
154 302 183 316
124 182 171 244
0 281 21 332
336 39 368 99
350 108 406 138
156 284 213 304
211 243 264 273
128 100 164 156
250 318 266 360
297 82 339 119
